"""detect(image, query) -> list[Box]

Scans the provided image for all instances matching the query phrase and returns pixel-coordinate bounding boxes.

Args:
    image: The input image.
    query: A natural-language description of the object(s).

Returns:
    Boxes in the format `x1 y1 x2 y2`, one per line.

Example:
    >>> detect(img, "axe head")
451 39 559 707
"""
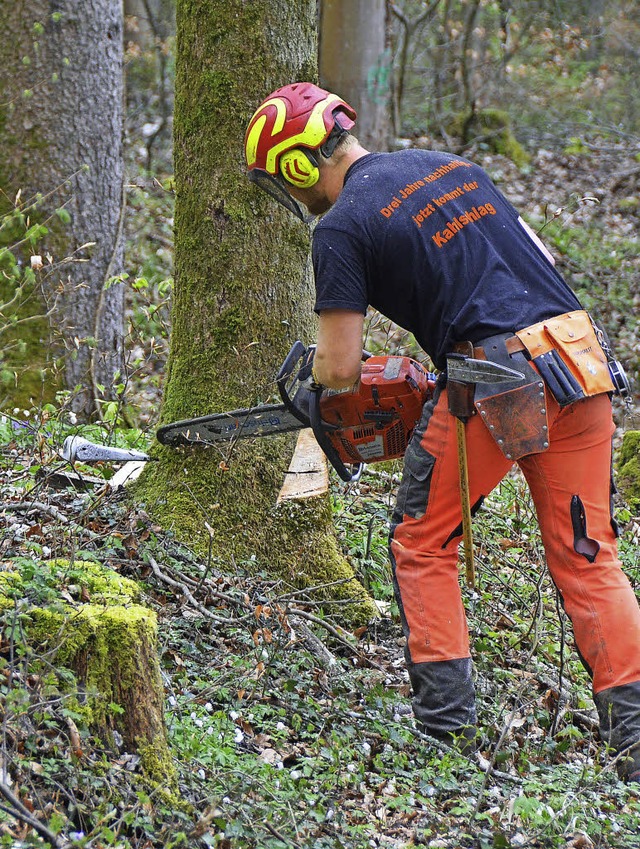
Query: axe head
446 353 525 385
62 435 150 464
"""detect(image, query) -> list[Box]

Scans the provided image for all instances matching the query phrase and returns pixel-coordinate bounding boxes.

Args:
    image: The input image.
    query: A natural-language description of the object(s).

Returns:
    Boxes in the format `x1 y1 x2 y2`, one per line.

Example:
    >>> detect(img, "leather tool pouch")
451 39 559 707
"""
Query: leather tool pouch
472 334 549 461
515 310 615 407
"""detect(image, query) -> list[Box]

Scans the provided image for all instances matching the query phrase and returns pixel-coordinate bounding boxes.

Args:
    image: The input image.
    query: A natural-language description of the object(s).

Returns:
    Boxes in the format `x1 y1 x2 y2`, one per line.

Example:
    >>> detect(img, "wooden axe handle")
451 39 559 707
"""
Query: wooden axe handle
456 417 475 587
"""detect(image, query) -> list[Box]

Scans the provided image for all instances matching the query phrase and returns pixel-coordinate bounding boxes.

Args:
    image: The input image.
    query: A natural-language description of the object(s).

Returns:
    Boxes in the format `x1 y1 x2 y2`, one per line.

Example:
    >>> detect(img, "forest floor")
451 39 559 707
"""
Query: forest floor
1 145 639 848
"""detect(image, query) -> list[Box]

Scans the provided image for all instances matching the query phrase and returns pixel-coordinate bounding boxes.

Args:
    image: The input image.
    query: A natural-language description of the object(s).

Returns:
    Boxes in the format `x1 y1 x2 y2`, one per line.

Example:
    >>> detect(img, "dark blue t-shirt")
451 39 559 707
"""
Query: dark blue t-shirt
312 149 581 369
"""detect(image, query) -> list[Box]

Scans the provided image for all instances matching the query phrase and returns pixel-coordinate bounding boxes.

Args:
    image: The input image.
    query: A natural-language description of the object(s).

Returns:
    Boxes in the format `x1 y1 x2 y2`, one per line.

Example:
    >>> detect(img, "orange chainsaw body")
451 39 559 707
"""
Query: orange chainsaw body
319 356 435 465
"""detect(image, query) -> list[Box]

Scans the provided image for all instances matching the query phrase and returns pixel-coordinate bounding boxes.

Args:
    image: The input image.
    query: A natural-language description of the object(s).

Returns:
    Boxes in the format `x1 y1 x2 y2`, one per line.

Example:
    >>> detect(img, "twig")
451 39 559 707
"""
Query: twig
264 820 302 848
608 163 640 193
1 499 69 524
147 556 239 624
149 554 360 657
288 615 338 670
549 590 567 736
287 607 356 653
0 783 64 848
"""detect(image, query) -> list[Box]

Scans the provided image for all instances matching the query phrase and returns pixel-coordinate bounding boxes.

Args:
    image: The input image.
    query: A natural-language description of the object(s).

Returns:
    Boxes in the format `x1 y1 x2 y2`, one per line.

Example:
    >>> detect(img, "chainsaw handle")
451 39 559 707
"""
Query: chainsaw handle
277 340 364 482
276 341 312 426
276 341 370 426
308 388 363 483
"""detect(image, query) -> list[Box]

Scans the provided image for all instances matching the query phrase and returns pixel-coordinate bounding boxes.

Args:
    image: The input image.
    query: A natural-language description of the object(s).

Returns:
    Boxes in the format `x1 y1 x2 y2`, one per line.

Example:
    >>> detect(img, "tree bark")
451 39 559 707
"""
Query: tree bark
134 0 376 625
319 0 391 151
0 0 126 419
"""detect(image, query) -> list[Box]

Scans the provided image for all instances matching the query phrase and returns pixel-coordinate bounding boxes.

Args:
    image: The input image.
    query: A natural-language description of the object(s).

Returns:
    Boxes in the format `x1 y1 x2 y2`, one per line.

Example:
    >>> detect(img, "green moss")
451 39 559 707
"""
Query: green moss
26 603 158 694
0 558 173 786
449 108 531 168
0 557 142 609
202 70 233 99
136 741 182 807
211 305 247 352
617 430 640 512
563 136 591 156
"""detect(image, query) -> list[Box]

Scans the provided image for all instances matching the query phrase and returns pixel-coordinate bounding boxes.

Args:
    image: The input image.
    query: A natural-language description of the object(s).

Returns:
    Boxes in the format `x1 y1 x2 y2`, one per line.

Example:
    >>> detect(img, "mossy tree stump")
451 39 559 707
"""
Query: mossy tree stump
617 430 640 514
449 107 531 168
0 559 172 781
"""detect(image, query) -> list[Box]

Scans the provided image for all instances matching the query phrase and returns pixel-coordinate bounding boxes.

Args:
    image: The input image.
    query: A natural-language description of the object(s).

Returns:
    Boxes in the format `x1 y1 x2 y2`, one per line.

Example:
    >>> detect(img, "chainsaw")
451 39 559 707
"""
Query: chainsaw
156 341 437 482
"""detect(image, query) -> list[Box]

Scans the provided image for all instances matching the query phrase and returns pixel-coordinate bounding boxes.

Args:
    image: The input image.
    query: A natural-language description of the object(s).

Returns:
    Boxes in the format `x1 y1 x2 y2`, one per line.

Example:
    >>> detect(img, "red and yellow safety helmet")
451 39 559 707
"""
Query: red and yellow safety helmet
244 82 356 219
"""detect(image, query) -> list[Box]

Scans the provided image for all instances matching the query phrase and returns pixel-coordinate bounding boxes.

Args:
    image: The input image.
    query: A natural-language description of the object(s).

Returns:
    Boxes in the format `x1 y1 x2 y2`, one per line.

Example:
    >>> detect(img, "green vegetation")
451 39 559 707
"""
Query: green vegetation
617 431 640 513
0 203 63 408
2 432 640 846
448 108 531 169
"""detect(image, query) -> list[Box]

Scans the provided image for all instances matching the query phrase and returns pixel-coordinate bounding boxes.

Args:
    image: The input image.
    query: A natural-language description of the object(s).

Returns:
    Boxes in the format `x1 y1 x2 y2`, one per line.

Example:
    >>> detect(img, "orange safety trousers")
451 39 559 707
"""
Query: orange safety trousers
390 387 640 695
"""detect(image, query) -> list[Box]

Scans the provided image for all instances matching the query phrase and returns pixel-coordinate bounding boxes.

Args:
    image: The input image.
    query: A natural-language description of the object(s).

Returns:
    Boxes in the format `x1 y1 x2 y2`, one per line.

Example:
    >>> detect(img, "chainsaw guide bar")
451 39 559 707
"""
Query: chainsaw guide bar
156 404 304 447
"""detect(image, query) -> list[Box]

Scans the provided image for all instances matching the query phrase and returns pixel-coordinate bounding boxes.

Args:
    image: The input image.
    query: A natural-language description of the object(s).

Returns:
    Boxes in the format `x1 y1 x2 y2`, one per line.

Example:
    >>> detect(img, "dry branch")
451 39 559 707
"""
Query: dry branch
0 782 64 848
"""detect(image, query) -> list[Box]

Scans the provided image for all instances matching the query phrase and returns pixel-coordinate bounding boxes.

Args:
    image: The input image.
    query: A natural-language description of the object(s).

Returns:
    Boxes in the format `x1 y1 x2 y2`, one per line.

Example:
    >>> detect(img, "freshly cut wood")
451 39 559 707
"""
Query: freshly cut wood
277 429 329 503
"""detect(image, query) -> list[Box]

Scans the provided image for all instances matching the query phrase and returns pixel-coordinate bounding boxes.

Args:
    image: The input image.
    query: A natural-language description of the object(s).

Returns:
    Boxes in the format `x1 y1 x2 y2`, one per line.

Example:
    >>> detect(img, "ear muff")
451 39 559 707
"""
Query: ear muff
279 148 320 188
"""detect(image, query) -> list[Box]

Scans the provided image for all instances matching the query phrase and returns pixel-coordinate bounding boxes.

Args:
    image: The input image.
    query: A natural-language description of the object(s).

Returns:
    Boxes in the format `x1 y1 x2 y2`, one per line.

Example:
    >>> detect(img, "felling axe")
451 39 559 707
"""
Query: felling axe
446 352 526 587
61 435 150 464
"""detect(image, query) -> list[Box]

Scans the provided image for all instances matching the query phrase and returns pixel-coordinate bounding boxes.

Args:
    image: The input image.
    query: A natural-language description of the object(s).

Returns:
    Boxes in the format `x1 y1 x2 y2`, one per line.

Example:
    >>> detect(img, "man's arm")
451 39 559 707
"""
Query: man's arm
313 309 364 389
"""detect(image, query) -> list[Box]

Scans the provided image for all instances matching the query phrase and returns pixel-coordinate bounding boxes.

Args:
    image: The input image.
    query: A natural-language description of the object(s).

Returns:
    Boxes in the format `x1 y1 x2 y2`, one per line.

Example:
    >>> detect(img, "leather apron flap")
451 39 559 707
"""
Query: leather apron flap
475 382 549 461
473 333 549 461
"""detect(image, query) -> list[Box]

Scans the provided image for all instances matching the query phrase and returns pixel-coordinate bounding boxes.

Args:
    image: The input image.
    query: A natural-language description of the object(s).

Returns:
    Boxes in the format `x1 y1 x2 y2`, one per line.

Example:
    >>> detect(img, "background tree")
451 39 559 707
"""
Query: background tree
389 0 640 143
0 0 126 419
388 0 441 137
319 0 392 151
134 0 375 622
124 0 175 172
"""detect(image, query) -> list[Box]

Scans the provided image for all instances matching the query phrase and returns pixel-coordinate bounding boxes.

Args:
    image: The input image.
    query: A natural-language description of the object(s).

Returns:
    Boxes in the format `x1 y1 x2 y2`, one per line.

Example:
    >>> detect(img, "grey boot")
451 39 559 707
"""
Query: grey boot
594 680 640 782
408 656 478 752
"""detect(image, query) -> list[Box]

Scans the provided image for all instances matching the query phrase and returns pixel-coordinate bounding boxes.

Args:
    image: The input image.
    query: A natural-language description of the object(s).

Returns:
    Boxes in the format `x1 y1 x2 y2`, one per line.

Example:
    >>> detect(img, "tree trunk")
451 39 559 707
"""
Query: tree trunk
319 0 391 151
0 1 126 419
134 0 376 625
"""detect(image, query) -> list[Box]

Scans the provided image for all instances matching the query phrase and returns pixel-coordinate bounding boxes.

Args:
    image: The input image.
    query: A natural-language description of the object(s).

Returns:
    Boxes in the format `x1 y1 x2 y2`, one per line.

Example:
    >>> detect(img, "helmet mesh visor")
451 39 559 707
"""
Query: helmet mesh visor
248 170 307 221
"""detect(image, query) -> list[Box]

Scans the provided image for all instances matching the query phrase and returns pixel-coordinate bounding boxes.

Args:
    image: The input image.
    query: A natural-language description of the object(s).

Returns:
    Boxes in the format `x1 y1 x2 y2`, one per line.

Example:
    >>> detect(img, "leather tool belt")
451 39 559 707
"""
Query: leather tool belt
449 310 616 461
514 310 615 406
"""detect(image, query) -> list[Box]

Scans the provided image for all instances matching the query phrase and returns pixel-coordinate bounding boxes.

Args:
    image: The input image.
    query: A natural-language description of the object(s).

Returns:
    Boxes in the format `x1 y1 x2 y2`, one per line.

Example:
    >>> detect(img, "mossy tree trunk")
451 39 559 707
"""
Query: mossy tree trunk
0 1 125 418
135 0 376 624
617 430 640 515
